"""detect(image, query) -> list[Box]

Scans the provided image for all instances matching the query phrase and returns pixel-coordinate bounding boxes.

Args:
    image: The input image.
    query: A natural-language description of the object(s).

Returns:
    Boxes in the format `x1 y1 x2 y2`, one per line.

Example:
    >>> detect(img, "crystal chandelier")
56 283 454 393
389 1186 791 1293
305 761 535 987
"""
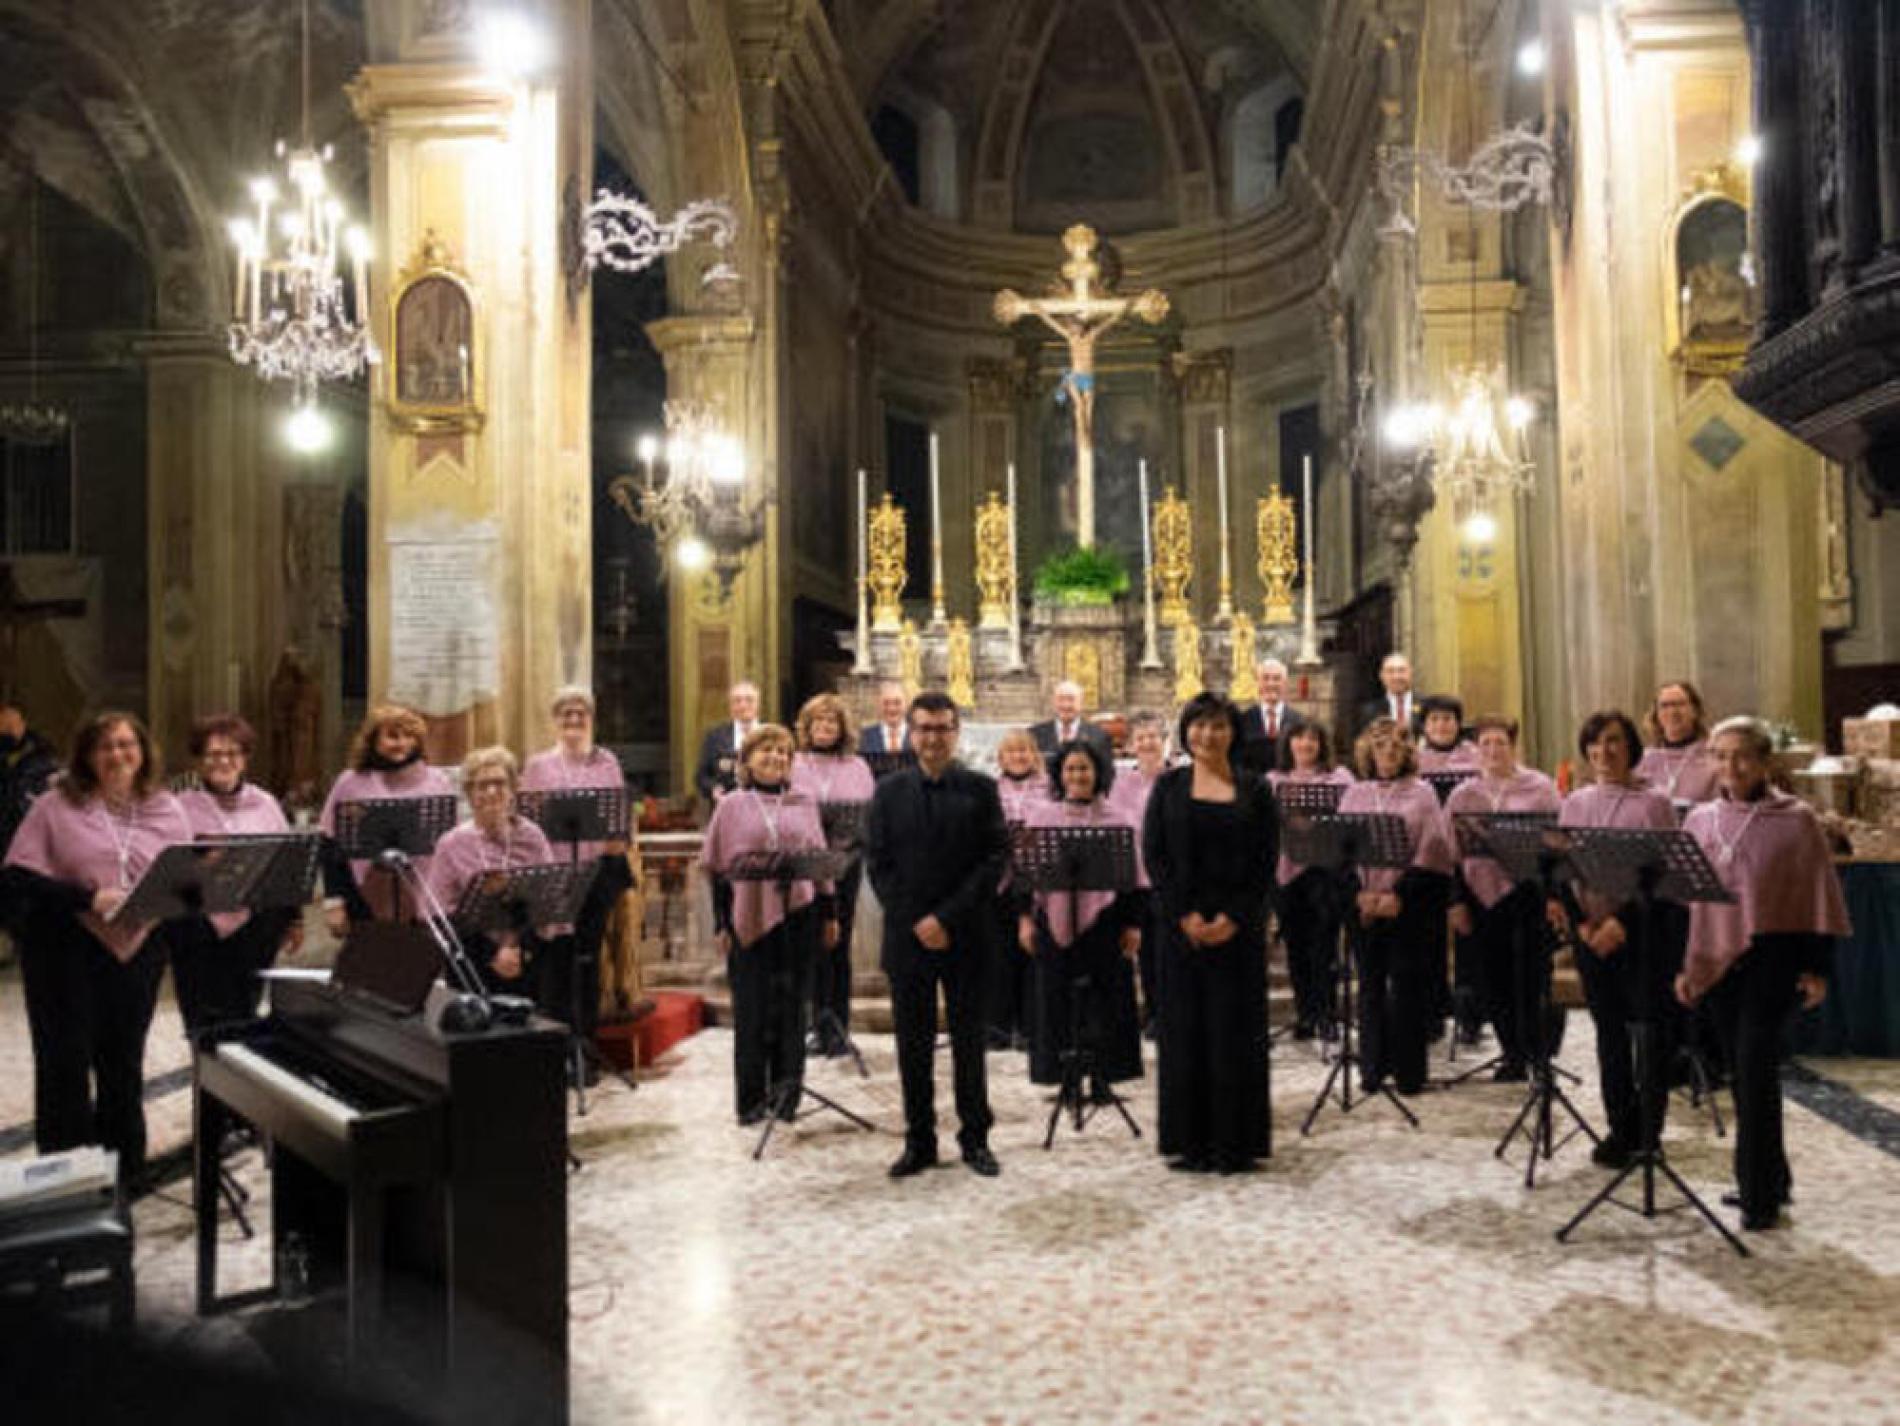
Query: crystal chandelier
607 401 766 594
1 177 70 446
225 0 375 414
582 191 739 287
1384 365 1535 541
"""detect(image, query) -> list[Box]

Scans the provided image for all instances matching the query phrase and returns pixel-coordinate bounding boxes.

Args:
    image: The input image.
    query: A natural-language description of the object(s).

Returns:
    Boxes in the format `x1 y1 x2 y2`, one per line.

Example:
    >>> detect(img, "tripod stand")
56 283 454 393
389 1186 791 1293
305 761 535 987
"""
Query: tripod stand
1291 811 1421 1135
1554 833 1747 1257
727 849 880 1160
1013 822 1142 1149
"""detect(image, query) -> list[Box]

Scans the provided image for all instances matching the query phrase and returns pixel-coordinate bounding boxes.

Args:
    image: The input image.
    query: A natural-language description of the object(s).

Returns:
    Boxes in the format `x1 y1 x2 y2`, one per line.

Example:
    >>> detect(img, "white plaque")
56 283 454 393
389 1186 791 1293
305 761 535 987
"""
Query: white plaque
387 533 500 714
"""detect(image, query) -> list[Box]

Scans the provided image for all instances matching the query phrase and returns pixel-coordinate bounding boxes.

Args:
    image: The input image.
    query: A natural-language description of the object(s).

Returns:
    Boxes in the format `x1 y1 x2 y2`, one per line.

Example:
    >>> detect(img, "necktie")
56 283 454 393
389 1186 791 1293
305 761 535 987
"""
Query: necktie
1266 706 1278 738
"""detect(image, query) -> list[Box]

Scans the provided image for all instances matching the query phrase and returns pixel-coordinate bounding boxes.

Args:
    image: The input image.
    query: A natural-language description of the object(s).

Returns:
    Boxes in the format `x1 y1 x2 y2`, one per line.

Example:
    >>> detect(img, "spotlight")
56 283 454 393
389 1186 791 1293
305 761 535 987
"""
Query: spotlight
676 535 711 572
1735 134 1764 166
476 11 550 80
1517 40 1546 77
284 401 334 454
1463 510 1499 545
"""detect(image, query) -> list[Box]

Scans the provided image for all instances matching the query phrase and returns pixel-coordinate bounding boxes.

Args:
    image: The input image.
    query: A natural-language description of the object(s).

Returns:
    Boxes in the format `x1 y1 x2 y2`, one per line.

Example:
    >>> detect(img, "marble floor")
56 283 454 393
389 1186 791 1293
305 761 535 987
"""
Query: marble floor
3 971 1899 1426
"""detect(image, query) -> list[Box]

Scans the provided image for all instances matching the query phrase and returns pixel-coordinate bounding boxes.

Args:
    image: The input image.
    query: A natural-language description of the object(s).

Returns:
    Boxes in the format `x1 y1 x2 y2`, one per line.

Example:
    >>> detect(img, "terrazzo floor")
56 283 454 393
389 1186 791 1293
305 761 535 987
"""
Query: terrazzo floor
3 967 1899 1425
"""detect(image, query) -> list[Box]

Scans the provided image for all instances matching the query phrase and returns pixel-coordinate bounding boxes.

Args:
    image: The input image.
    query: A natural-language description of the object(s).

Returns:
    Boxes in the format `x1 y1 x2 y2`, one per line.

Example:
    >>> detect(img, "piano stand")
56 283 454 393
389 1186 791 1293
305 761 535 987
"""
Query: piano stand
216 1163 255 1240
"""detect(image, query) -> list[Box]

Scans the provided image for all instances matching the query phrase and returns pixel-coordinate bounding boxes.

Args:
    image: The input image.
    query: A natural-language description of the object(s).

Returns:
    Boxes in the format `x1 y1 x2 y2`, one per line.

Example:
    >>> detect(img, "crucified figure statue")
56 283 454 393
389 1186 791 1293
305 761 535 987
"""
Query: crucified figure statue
995 224 1170 549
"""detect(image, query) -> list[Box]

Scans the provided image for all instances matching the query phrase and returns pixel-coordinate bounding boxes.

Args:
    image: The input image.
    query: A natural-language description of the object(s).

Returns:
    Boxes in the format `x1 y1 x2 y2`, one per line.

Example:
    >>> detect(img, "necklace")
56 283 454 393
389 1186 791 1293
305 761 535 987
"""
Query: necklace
479 820 516 871
1708 797 1766 868
97 797 140 888
749 789 783 851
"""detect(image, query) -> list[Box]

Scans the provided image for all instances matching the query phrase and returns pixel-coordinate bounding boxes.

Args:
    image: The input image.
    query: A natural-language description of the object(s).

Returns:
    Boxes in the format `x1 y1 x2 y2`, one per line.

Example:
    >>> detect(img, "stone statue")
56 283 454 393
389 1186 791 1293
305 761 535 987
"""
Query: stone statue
267 644 322 811
995 225 1169 548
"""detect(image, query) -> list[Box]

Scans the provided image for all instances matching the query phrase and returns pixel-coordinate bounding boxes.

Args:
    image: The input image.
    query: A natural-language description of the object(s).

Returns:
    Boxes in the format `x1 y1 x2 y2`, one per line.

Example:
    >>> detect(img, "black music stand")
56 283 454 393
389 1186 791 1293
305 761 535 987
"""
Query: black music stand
1294 811 1422 1135
1554 828 1746 1256
518 788 637 1113
1455 814 1600 1186
726 848 878 1159
1012 824 1141 1149
809 801 871 1076
333 795 458 917
196 832 324 914
1423 769 1478 806
1270 781 1349 1047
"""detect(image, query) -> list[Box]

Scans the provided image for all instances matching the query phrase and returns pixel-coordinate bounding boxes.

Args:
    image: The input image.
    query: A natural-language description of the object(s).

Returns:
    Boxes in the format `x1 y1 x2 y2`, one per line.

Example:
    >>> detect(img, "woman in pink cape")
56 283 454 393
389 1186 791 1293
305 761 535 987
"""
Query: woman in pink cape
1268 721 1354 1041
986 728 1050 1050
318 705 455 933
789 693 875 1057
2 711 192 1186
1676 717 1850 1231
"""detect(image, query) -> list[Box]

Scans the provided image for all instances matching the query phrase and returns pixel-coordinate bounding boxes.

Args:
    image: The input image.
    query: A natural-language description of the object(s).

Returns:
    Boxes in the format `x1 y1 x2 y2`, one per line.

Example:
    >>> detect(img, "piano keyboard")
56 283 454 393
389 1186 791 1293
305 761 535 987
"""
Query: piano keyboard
215 1043 362 1134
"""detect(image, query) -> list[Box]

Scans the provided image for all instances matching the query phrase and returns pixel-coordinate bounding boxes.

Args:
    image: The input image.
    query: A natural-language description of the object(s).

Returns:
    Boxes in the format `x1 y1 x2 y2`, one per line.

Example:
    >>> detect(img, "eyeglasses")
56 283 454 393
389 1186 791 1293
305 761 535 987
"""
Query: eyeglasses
201 750 244 762
910 721 957 736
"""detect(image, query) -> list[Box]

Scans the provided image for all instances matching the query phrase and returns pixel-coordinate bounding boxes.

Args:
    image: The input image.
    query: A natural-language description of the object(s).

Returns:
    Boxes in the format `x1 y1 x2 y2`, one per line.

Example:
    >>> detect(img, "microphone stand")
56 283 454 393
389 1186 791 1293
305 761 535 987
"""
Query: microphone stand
376 848 520 1032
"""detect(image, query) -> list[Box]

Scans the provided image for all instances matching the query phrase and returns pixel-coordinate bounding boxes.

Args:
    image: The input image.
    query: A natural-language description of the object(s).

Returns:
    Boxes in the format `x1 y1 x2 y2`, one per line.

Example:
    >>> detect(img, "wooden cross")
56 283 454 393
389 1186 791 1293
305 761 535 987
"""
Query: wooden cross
995 224 1170 548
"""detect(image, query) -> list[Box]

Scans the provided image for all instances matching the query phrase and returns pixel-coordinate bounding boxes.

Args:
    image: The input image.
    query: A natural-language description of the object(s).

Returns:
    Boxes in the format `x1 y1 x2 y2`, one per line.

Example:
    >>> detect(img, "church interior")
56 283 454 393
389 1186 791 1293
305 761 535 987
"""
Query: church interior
1 0 1898 1422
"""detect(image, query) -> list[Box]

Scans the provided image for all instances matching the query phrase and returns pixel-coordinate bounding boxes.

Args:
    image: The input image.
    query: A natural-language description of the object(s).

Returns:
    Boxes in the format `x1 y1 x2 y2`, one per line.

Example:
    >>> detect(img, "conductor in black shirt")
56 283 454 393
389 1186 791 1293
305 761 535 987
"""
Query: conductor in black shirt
867 691 1010 1179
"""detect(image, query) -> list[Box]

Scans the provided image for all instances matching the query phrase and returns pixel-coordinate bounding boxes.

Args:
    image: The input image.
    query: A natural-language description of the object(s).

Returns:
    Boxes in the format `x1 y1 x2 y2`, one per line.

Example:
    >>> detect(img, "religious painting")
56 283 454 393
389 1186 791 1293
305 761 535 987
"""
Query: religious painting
1037 366 1163 573
1666 167 1756 377
388 234 483 433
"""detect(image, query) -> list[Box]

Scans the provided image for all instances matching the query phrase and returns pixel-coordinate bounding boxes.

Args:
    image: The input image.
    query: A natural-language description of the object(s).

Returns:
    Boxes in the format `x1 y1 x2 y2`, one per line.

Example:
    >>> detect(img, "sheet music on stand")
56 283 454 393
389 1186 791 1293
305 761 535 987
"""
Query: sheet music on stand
818 801 869 853
1010 824 1138 895
1560 827 1736 907
726 848 856 886
1274 781 1348 816
1451 810 1560 866
333 795 460 860
1281 812 1414 873
197 832 323 911
1423 769 1479 805
110 840 286 925
516 787 630 844
452 862 595 936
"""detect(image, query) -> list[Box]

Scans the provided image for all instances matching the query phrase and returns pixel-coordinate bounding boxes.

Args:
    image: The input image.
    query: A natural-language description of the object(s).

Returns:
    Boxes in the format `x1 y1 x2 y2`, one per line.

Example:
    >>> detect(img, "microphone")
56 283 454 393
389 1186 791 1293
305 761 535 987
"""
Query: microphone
376 847 412 872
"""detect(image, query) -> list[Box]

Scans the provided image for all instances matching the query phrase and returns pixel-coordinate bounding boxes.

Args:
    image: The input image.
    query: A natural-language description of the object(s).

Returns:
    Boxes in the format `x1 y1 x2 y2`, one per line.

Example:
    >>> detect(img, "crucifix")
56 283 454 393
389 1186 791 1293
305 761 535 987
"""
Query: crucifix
995 224 1170 549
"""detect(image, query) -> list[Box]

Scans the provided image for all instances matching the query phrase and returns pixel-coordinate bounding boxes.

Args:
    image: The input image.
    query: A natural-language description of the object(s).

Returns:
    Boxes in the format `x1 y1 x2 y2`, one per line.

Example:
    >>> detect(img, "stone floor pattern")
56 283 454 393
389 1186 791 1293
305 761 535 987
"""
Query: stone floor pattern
3 976 1898 1426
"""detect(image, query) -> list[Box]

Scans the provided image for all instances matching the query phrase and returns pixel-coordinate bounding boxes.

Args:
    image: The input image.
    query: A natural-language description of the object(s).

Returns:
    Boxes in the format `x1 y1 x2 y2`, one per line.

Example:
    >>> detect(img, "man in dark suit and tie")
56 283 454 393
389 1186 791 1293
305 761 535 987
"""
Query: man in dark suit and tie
693 680 760 806
866 691 1009 1179
1238 657 1308 778
1029 679 1114 763
859 681 912 759
1357 651 1422 735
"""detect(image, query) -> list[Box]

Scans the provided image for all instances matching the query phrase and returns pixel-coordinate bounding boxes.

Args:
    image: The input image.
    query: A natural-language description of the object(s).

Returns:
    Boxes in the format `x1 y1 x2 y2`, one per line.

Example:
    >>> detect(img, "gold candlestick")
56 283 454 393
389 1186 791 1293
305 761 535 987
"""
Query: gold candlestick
1152 485 1194 626
974 492 1014 630
869 492 908 633
947 618 976 709
1257 491 1297 625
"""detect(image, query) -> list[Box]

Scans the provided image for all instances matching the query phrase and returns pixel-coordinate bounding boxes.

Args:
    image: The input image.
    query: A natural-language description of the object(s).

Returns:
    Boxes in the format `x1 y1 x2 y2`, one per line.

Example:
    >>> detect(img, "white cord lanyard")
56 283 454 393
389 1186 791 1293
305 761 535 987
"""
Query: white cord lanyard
98 800 138 889
1709 799 1766 868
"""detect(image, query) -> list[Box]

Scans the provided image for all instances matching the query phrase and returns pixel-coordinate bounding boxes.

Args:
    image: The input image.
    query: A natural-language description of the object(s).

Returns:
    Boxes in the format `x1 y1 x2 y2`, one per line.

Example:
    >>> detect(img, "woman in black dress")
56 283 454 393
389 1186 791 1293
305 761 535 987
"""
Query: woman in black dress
1142 692 1279 1172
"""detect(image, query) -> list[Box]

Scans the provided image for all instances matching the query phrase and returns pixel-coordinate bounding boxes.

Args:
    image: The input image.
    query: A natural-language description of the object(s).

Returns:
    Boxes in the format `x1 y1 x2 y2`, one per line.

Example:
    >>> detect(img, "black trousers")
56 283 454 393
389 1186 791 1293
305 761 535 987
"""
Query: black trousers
809 864 862 1045
1474 886 1547 1066
1356 874 1449 1094
1705 935 1810 1215
20 923 168 1183
1278 869 1341 1030
168 912 288 1041
983 889 1031 1042
888 941 992 1153
539 854 632 1036
727 912 814 1118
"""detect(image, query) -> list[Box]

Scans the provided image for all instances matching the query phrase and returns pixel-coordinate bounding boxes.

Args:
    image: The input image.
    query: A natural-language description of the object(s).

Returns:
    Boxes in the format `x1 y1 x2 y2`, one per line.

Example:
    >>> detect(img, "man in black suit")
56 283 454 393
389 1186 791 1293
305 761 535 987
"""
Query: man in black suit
1237 657 1308 778
693 680 760 806
866 691 1009 1179
1029 679 1114 763
858 681 912 758
1357 651 1422 735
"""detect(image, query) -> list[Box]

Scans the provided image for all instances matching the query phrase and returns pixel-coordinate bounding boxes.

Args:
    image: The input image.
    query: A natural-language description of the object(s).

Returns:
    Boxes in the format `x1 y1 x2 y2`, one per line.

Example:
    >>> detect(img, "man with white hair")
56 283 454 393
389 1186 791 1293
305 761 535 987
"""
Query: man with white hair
694 680 761 805
860 681 912 758
1357 651 1421 734
1029 679 1113 762
1239 656 1307 778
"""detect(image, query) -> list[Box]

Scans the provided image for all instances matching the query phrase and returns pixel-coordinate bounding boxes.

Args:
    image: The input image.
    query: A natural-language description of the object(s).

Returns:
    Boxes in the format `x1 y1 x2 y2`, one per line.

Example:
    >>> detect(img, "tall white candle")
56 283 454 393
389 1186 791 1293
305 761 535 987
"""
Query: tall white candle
1216 424 1233 619
1138 456 1160 669
1302 453 1314 580
854 466 872 672
929 430 946 624
857 467 868 592
1138 457 1153 580
1006 460 1025 669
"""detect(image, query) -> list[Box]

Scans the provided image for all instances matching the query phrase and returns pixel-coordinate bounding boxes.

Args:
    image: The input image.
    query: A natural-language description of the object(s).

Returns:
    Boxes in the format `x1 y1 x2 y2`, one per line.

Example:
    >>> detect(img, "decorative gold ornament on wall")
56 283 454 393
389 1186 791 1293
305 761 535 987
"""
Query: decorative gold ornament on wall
1228 613 1258 703
388 231 484 433
1257 491 1297 625
1666 163 1755 379
947 618 976 709
974 492 1015 630
1173 618 1203 705
898 618 923 699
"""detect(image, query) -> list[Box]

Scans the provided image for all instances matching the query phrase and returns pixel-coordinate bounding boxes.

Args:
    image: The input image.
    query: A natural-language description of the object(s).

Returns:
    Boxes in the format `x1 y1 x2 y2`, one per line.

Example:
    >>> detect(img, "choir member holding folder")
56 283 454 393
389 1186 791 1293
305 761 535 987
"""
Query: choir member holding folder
790 693 875 1056
1676 717 1851 1231
989 728 1051 1049
318 704 455 934
1337 717 1454 1097
427 746 559 996
1 712 191 1186
1268 722 1354 1041
172 713 299 1036
700 724 838 1125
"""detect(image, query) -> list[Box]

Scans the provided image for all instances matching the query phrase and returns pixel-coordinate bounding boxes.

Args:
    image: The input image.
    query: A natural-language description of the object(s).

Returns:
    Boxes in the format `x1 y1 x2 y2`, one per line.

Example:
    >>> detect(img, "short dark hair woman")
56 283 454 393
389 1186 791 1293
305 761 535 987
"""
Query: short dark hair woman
1142 692 1278 1171
2 711 193 1186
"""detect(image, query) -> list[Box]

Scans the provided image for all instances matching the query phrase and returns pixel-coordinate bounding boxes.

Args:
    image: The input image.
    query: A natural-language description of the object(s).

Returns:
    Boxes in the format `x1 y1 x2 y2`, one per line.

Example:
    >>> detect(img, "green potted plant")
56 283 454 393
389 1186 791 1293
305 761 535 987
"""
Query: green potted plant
1032 544 1131 607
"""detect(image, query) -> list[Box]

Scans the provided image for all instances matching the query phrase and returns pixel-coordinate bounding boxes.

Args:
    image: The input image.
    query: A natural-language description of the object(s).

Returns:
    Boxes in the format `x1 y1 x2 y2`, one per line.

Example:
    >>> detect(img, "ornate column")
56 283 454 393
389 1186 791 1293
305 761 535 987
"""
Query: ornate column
350 0 594 761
